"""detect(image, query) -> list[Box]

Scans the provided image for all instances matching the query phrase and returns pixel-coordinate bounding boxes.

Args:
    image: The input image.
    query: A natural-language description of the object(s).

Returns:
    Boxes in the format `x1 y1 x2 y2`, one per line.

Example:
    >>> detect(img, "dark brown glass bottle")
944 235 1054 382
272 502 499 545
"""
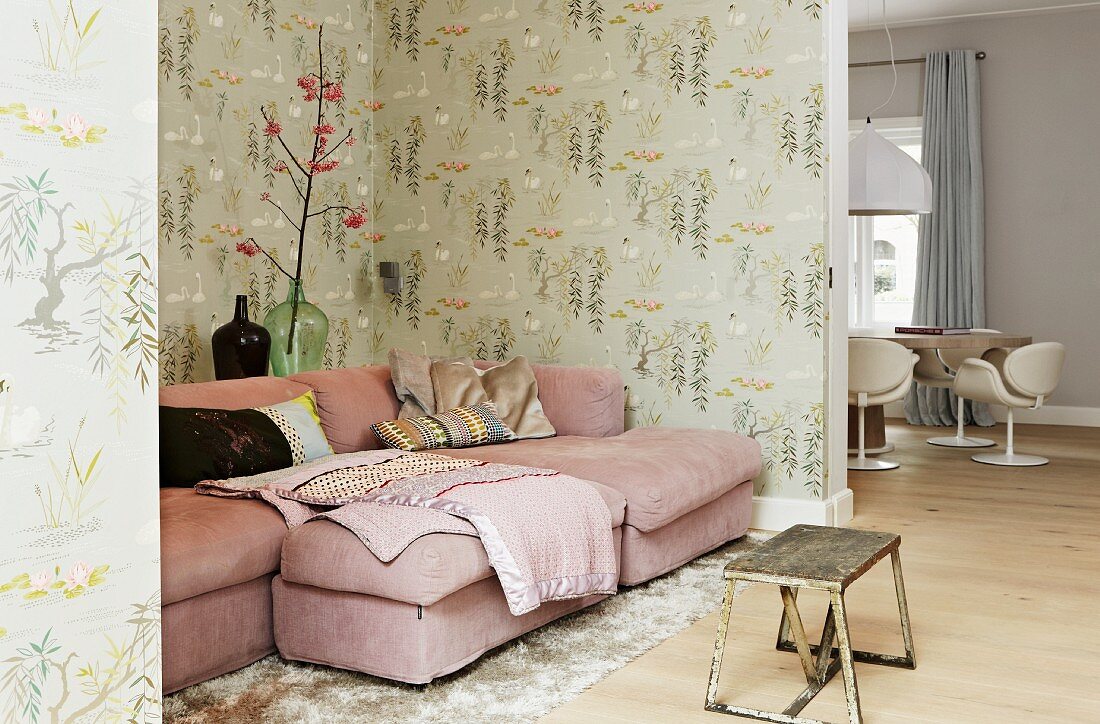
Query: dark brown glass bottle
212 295 271 379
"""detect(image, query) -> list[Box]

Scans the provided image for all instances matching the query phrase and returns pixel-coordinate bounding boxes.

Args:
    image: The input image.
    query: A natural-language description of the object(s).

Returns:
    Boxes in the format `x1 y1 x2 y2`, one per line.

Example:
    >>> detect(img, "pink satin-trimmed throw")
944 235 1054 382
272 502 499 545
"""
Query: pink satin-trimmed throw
196 450 618 615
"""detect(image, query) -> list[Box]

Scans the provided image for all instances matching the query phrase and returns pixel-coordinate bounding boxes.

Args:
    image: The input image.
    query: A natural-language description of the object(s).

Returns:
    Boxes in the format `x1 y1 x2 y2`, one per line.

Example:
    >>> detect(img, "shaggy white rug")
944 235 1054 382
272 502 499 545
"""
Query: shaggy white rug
165 534 765 723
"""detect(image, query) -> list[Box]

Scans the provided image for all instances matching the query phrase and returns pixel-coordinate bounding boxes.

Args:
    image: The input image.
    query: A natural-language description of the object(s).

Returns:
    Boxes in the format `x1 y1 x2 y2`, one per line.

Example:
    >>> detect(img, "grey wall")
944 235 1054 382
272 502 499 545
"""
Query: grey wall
850 9 1100 408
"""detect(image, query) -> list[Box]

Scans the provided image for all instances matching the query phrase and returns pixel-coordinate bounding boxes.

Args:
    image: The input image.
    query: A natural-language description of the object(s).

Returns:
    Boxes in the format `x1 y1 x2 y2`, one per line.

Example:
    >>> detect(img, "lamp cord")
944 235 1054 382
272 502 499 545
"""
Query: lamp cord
868 0 898 120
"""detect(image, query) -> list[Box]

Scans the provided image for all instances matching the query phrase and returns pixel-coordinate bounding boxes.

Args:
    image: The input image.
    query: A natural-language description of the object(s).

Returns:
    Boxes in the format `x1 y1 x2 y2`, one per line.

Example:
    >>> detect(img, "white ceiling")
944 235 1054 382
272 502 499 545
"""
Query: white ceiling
849 0 1100 30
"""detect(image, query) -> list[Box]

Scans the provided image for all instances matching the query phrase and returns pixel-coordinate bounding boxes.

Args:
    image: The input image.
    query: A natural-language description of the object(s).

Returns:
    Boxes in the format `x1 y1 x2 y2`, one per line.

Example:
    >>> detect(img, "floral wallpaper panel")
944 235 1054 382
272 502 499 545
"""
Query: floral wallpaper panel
372 0 829 500
0 0 161 720
157 0 830 501
158 0 377 383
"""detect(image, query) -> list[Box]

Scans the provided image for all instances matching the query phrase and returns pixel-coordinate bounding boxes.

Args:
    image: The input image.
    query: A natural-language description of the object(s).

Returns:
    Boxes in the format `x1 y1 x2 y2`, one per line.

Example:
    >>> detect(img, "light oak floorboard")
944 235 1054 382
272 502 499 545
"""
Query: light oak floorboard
544 421 1100 723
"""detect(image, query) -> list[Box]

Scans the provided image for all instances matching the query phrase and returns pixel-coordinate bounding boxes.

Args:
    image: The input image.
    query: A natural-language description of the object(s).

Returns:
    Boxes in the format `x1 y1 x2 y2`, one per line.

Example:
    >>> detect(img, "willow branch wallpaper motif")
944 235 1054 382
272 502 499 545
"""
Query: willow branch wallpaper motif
0 1 161 720
158 0 375 383
374 0 829 499
158 0 829 500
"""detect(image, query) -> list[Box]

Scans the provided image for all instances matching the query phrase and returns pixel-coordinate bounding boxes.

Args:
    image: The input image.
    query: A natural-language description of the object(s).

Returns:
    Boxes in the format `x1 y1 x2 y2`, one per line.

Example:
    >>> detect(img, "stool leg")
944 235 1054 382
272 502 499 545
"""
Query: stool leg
775 586 796 650
891 550 916 668
779 586 817 685
831 591 863 724
815 602 837 681
706 579 737 710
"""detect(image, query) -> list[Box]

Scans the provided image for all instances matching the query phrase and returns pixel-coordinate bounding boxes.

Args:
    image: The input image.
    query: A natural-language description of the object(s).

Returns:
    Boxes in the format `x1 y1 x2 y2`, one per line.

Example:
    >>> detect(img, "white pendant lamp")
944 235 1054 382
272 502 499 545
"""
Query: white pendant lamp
849 118 932 215
849 0 933 216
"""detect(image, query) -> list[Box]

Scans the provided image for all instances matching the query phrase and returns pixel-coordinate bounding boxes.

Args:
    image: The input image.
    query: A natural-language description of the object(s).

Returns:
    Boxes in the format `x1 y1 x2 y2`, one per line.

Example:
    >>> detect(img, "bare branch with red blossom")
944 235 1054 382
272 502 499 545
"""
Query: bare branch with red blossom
247 26 356 355
235 238 295 281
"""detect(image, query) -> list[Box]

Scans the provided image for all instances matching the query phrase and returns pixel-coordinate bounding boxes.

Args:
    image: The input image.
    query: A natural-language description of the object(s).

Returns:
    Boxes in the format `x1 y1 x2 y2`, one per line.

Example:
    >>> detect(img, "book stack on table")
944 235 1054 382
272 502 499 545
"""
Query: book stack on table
894 326 972 335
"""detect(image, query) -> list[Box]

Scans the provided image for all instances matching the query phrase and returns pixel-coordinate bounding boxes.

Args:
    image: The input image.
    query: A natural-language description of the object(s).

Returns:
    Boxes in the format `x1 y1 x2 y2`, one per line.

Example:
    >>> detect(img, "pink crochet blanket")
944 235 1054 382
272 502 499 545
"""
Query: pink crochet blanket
196 451 618 615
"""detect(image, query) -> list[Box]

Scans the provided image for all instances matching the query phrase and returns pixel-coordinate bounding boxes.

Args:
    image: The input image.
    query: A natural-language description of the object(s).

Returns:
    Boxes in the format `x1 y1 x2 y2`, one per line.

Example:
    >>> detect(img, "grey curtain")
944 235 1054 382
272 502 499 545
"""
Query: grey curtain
905 50 994 426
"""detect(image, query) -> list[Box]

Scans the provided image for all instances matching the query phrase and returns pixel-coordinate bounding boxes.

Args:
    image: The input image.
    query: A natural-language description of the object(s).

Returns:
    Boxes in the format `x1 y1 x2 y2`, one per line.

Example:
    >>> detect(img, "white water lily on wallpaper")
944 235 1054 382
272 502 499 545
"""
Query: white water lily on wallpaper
157 0 829 500
0 1 161 720
373 0 829 499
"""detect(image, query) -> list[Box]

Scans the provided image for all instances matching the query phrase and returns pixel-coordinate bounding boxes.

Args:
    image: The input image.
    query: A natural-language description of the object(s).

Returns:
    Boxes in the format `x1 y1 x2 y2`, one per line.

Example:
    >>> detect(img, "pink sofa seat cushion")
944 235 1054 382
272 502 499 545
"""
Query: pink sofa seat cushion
160 489 288 605
289 366 400 453
475 362 625 438
159 377 310 409
280 480 626 606
433 428 761 533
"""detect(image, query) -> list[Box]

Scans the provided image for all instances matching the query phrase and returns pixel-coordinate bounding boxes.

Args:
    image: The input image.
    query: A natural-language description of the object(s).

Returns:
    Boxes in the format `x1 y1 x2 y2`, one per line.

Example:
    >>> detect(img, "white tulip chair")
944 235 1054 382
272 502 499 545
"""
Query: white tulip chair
849 339 919 471
953 342 1065 466
913 329 1001 448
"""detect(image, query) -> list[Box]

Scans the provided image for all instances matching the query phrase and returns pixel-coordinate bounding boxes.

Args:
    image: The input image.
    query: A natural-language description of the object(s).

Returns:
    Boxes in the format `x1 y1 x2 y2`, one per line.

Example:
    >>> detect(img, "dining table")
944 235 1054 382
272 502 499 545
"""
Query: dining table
847 330 1033 453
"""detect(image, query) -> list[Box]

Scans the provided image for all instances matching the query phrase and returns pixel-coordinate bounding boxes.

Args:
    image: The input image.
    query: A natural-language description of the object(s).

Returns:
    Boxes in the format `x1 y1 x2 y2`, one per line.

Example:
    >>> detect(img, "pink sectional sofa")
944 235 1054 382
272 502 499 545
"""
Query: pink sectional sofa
159 364 760 692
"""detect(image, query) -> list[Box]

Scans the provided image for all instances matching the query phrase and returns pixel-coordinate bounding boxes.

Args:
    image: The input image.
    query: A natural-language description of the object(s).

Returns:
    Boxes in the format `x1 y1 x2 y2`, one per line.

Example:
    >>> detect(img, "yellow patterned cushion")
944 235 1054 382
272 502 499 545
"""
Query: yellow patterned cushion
370 401 517 452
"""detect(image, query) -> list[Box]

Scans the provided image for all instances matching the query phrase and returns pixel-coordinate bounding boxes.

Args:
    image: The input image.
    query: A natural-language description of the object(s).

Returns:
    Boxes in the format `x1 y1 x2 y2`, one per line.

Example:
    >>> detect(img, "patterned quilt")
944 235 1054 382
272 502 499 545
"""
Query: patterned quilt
195 450 618 615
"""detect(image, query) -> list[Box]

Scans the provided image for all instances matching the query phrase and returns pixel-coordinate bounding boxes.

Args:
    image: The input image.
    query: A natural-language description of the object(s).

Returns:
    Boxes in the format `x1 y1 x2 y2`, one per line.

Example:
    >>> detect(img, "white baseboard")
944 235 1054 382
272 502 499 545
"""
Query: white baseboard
751 488 854 532
883 401 1100 427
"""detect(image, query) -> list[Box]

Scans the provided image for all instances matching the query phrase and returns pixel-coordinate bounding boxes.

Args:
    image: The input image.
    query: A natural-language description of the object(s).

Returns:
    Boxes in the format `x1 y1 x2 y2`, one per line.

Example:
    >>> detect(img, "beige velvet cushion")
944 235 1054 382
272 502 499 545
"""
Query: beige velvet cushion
431 356 556 440
388 348 471 418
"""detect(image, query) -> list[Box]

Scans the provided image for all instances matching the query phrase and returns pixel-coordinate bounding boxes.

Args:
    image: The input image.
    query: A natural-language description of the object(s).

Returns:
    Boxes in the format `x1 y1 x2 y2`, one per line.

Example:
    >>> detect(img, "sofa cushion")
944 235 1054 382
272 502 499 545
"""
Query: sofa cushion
161 488 288 605
159 391 332 487
289 366 399 453
388 347 473 417
432 428 761 533
289 364 624 454
160 376 310 409
371 401 517 451
433 356 556 440
477 362 625 438
280 480 626 606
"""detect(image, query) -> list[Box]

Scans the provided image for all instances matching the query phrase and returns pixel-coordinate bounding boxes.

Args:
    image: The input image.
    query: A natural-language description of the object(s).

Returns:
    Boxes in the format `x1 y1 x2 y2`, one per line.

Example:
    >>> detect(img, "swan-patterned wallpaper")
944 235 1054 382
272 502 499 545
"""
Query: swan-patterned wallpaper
373 0 829 499
158 0 830 500
0 1 162 719
158 0 374 382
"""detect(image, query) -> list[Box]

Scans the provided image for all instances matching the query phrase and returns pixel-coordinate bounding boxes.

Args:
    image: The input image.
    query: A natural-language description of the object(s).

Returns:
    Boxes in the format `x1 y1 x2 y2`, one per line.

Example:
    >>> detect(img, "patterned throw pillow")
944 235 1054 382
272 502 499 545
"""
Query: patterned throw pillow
160 391 333 487
370 401 518 452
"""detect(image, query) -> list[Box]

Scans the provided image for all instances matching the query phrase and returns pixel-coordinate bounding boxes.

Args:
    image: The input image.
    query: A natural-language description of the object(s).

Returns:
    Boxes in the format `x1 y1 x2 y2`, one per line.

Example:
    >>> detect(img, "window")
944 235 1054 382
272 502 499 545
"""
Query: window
873 239 897 295
849 119 923 328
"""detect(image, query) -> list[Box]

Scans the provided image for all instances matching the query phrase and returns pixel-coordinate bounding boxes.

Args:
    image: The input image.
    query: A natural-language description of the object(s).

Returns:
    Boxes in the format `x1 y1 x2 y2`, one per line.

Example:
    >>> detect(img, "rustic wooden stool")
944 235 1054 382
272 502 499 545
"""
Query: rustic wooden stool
705 524 915 724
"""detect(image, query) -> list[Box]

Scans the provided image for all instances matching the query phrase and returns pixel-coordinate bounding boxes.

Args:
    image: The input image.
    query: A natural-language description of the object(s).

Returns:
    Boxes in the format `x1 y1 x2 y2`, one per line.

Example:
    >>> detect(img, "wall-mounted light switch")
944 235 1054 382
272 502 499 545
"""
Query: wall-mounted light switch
379 261 403 295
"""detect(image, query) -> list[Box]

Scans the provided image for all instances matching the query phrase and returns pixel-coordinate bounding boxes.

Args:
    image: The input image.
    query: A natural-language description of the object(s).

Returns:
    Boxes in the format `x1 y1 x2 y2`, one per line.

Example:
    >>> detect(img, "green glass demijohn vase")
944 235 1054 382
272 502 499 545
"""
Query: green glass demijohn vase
263 280 329 376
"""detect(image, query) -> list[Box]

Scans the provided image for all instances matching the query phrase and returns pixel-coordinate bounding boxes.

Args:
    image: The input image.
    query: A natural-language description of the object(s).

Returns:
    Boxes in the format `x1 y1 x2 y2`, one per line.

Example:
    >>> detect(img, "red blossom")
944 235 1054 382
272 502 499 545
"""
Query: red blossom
346 135 357 147
236 240 260 258
317 135 329 154
263 119 282 136
322 83 344 102
272 160 288 173
308 159 341 175
342 212 367 229
298 76 319 102
313 123 336 135
260 191 271 201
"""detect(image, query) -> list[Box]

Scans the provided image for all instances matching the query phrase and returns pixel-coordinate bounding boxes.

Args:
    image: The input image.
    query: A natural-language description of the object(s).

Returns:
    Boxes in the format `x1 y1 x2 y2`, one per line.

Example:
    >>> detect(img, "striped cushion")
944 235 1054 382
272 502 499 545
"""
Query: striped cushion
159 390 333 487
370 401 517 452
254 392 333 464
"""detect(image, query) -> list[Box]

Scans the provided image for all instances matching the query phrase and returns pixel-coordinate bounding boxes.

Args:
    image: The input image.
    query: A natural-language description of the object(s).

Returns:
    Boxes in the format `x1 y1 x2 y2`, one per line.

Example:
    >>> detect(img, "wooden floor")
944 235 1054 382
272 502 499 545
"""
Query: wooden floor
545 421 1100 723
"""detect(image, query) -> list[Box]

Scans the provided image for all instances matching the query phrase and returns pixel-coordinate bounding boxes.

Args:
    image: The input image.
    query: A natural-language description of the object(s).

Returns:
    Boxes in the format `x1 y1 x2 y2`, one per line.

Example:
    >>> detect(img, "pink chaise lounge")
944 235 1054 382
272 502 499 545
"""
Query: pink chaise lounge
160 364 760 692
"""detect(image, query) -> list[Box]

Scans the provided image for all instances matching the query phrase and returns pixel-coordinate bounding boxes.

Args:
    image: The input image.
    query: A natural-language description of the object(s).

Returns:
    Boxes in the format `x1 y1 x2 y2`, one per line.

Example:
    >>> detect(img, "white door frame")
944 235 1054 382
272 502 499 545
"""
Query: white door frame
824 0 854 525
